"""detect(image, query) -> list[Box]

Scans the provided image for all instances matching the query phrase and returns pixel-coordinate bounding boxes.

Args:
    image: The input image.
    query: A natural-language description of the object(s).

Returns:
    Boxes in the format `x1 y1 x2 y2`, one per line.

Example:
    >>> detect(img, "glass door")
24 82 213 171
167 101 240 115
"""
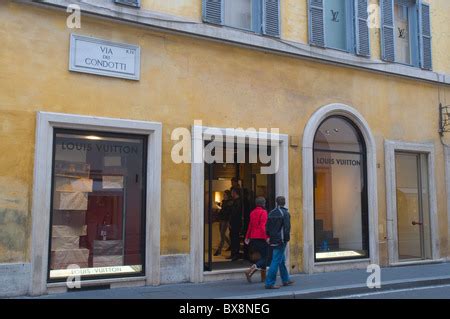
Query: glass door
395 152 432 261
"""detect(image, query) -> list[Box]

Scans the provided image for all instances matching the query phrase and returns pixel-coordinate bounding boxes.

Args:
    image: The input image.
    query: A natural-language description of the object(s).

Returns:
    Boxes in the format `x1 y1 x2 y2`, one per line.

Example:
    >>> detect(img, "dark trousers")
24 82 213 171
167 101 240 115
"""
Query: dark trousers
230 220 241 257
250 239 269 269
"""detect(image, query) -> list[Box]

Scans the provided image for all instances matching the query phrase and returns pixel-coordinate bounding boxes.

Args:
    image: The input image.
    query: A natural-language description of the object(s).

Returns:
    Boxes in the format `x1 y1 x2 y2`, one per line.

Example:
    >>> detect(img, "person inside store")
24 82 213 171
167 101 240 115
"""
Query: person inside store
230 177 241 193
227 188 242 261
214 190 233 256
244 196 269 283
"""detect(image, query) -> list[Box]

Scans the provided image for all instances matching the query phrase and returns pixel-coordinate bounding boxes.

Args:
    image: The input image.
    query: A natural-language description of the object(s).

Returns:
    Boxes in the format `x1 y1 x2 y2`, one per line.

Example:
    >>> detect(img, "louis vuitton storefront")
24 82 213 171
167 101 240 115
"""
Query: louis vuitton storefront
29 113 162 295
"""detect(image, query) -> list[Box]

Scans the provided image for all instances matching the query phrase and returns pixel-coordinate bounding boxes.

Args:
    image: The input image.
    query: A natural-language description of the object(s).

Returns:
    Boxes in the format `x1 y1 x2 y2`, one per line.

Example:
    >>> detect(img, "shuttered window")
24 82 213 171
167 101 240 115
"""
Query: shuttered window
202 0 280 37
309 0 371 57
381 0 432 70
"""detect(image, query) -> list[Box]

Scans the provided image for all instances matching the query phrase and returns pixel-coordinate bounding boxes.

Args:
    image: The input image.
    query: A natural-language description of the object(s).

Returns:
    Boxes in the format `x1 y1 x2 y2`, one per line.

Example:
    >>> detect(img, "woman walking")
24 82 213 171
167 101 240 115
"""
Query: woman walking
244 197 269 283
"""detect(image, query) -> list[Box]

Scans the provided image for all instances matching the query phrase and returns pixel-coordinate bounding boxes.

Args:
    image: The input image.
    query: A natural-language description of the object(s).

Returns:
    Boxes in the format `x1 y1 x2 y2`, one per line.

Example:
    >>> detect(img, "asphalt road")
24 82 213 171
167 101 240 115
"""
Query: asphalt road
333 284 450 299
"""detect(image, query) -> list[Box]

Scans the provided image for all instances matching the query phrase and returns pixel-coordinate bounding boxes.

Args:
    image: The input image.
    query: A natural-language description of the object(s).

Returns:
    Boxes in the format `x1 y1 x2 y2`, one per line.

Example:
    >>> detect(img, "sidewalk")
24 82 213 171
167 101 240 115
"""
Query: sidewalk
25 262 450 299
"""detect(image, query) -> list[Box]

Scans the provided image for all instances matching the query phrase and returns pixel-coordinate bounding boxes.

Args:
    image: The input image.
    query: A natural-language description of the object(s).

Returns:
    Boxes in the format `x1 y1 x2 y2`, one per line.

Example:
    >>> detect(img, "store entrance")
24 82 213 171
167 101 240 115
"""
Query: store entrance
204 144 276 271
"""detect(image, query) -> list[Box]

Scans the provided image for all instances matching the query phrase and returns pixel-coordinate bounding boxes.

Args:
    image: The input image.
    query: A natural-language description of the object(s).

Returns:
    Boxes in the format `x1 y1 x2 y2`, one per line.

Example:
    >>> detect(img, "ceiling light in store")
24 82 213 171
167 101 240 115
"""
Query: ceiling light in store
86 135 103 140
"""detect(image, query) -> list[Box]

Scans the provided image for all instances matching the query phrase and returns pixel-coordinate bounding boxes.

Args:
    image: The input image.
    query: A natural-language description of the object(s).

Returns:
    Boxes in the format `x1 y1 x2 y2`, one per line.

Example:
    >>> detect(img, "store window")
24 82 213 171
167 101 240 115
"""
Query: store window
48 129 147 281
313 116 369 261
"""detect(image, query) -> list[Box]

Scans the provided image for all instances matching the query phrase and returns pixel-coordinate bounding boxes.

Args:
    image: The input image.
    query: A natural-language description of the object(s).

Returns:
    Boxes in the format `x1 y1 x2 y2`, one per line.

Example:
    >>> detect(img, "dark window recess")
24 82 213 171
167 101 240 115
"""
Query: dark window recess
114 0 141 8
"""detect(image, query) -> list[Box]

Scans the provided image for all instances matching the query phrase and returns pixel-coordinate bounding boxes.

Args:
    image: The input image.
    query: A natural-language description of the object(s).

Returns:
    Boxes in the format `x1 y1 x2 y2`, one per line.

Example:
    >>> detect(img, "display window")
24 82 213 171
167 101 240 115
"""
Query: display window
48 129 147 281
313 116 369 262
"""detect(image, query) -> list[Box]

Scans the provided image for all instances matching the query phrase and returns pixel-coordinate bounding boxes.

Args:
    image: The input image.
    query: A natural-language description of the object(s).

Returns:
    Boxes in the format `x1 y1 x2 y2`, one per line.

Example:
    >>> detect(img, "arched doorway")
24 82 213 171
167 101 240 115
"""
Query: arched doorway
302 104 379 273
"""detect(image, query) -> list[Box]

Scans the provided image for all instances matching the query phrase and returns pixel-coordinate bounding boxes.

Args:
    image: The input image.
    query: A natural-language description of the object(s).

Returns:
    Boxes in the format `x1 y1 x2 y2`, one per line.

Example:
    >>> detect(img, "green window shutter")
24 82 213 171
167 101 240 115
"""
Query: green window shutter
203 0 223 25
380 0 395 62
419 2 432 70
263 0 280 37
309 0 325 47
355 0 370 57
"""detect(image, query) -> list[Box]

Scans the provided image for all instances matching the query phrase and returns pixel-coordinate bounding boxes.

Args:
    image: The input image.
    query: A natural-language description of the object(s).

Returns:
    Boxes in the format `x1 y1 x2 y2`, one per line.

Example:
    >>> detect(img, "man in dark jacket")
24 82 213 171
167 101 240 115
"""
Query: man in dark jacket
227 188 242 261
264 196 294 289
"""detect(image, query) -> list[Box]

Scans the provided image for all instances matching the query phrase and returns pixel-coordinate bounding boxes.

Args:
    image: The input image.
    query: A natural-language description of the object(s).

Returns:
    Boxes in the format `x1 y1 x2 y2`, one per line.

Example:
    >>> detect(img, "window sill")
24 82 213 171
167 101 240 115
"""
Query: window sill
389 258 446 267
314 258 371 266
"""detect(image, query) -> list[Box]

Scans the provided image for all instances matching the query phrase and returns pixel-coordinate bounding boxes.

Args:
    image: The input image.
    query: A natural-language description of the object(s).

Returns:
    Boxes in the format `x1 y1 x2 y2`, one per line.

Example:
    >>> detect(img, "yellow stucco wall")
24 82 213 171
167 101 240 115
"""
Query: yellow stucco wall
141 0 202 21
0 1 449 272
430 0 450 75
281 0 308 44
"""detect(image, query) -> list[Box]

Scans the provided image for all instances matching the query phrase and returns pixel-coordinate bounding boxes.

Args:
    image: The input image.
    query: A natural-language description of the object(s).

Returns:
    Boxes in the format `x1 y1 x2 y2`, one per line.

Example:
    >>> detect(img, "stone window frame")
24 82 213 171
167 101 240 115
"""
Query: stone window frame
189 125 289 282
302 103 380 274
30 111 162 295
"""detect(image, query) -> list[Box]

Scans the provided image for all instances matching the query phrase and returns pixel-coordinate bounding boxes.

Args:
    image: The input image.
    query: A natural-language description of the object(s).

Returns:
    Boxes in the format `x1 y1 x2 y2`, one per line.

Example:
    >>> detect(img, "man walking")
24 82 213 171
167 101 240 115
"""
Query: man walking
264 196 294 289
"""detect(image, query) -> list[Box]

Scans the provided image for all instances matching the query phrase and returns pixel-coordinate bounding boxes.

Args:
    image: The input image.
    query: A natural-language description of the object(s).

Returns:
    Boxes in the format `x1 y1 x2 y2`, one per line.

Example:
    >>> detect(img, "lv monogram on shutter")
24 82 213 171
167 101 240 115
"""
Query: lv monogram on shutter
203 0 223 25
309 0 325 47
381 0 395 62
355 0 370 57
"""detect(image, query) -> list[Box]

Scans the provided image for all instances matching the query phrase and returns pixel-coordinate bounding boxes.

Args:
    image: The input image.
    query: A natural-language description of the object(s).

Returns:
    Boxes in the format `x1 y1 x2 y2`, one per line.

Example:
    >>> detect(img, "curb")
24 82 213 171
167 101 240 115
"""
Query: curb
218 275 450 299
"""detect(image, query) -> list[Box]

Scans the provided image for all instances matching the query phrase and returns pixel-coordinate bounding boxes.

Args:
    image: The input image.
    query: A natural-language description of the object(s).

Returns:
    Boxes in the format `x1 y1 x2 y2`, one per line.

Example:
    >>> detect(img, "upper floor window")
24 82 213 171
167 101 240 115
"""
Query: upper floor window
224 0 253 31
323 0 352 52
381 0 432 70
394 2 412 64
309 0 371 57
203 0 280 37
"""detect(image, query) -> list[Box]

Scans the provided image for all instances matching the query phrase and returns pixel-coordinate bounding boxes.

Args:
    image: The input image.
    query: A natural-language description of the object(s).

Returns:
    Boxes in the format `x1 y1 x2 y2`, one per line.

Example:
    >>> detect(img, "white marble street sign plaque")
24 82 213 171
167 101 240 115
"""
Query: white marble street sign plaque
69 34 140 80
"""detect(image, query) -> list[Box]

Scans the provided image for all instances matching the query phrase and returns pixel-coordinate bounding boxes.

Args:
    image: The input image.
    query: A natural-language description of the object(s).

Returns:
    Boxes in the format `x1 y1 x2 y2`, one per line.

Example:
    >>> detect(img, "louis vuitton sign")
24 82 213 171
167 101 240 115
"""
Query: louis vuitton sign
69 34 140 80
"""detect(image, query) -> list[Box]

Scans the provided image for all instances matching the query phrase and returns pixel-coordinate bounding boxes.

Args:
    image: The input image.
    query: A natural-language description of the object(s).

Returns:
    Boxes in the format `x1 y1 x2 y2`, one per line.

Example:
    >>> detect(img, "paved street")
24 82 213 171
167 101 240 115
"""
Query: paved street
334 284 450 299
20 262 450 299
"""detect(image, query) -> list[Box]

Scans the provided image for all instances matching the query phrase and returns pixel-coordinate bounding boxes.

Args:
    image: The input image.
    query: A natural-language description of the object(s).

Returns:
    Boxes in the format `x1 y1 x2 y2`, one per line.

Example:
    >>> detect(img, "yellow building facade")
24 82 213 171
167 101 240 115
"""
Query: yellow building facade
0 0 449 296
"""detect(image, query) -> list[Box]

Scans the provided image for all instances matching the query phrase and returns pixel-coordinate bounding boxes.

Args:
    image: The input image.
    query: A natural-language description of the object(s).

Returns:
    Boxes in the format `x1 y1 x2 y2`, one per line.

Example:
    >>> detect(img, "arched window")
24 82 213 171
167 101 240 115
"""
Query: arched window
313 116 369 261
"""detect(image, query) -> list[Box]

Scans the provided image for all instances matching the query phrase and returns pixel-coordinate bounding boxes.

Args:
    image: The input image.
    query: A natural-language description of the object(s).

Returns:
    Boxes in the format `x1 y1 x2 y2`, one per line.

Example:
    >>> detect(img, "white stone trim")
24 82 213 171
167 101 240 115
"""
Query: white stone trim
160 254 190 284
0 263 31 297
384 140 439 265
445 145 450 259
190 125 289 283
30 111 162 296
18 0 450 85
302 103 379 274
